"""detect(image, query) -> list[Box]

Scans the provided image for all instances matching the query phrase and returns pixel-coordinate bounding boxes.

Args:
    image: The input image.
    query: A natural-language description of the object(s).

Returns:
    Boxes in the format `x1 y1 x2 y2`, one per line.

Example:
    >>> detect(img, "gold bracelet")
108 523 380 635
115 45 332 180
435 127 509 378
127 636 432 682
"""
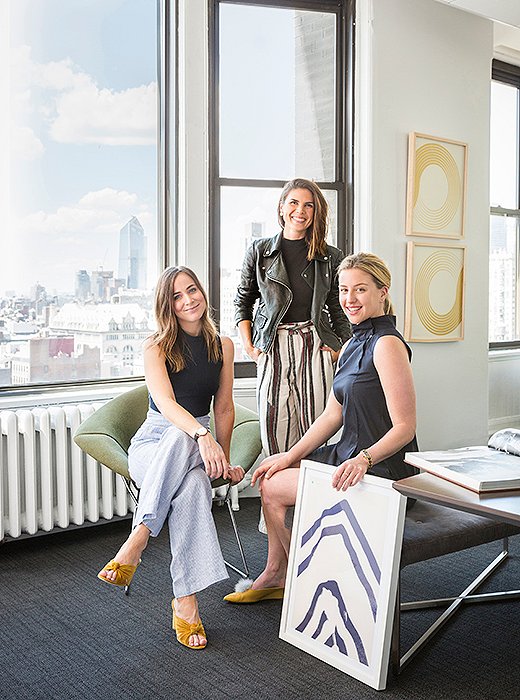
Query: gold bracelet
360 449 373 469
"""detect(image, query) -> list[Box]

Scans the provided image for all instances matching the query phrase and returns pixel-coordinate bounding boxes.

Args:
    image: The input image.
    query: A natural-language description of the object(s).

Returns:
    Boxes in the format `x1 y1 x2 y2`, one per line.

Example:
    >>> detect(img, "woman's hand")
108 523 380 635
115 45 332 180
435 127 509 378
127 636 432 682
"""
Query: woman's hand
321 345 340 363
245 344 263 363
251 452 292 487
331 455 369 491
227 465 245 485
197 434 230 480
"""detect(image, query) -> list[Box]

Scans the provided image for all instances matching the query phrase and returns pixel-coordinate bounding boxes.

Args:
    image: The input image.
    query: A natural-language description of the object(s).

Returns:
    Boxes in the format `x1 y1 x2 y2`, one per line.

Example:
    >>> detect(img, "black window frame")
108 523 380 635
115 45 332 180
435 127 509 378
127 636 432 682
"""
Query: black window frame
208 0 355 377
489 59 520 351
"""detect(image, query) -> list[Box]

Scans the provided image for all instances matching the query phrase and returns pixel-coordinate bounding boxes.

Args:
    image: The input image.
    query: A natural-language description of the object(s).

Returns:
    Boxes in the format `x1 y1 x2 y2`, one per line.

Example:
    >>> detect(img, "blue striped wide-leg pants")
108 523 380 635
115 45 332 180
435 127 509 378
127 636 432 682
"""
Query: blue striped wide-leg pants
128 409 228 597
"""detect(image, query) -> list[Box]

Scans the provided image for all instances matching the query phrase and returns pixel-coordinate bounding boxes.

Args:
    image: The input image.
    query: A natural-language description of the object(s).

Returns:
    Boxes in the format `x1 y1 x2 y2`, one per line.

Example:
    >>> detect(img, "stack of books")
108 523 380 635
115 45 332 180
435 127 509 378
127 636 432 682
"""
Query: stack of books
405 428 520 493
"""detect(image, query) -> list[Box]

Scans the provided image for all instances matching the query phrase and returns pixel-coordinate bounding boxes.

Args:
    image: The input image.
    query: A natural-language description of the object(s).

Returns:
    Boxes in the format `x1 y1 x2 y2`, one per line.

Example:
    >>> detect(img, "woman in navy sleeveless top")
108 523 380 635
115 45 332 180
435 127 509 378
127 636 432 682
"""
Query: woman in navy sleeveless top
225 252 418 603
98 266 243 648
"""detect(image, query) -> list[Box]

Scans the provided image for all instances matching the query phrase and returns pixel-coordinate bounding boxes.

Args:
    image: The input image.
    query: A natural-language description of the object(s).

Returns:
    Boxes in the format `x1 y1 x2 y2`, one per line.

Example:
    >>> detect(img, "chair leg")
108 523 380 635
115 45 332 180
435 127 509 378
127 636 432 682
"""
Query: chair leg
222 485 250 579
121 476 140 596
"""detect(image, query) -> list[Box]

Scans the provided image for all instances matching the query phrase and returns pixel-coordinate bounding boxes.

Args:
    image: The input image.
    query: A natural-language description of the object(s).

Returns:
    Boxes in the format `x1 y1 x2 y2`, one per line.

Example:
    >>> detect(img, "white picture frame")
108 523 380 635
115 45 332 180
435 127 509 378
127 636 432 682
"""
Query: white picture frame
279 460 406 691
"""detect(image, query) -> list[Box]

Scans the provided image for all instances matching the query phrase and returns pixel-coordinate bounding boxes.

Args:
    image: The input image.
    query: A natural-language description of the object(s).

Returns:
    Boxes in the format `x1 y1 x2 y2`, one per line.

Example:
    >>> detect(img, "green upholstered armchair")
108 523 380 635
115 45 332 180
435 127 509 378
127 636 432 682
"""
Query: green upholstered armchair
73 384 262 578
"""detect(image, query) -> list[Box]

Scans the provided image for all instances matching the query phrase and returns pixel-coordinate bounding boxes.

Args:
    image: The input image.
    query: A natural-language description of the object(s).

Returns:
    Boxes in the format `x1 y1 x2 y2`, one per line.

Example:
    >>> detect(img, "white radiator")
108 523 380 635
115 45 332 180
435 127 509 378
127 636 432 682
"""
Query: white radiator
0 403 133 541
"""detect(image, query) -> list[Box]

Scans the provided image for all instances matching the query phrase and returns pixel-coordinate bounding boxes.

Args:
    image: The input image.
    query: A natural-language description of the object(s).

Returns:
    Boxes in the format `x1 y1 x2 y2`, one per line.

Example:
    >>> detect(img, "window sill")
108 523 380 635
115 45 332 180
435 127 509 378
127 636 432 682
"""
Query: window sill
488 347 520 362
0 379 145 411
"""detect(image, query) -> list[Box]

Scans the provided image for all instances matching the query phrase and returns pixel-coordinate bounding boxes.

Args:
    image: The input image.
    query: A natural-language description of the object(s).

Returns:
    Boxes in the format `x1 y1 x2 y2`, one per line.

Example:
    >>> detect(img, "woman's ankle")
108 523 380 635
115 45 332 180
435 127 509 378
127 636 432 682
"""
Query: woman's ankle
253 569 286 589
174 594 199 621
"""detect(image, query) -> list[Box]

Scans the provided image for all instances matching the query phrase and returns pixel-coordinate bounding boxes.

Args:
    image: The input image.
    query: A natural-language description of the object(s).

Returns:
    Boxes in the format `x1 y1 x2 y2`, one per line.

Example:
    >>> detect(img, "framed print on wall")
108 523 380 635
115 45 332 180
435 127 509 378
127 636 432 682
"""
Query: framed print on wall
404 241 466 342
279 460 407 691
406 132 468 239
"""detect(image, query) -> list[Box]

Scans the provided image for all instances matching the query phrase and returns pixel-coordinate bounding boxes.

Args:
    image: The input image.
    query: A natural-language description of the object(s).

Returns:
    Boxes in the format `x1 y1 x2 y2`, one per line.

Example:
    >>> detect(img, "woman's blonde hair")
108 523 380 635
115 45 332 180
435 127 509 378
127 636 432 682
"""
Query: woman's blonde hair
148 266 221 372
277 178 328 260
338 252 395 315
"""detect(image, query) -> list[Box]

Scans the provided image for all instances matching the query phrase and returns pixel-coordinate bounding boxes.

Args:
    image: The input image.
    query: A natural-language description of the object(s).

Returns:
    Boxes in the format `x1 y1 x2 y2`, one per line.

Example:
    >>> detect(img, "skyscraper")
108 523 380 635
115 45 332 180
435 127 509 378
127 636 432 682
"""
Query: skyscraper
118 217 147 290
75 270 91 301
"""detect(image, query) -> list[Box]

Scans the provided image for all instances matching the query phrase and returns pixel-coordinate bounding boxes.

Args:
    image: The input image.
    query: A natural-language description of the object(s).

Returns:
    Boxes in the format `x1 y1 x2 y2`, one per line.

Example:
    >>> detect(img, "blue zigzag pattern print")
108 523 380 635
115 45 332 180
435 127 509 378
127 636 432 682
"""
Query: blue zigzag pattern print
296 580 368 665
294 499 381 663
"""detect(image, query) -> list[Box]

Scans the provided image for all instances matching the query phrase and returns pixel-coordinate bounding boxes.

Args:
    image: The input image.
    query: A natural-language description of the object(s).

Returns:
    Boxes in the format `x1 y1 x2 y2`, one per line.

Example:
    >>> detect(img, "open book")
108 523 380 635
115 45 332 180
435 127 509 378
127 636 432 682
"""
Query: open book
404 428 520 493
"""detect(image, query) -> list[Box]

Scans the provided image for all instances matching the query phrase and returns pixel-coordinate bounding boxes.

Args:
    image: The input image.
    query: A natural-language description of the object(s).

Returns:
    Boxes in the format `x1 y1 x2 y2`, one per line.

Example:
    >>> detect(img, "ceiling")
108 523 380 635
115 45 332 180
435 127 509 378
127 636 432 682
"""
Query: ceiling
434 0 520 29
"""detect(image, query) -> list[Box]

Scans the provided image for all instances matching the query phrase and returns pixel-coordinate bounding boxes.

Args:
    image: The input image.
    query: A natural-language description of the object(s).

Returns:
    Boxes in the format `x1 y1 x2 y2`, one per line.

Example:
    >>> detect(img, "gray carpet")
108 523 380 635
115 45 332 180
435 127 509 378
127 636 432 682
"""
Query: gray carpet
0 497 519 700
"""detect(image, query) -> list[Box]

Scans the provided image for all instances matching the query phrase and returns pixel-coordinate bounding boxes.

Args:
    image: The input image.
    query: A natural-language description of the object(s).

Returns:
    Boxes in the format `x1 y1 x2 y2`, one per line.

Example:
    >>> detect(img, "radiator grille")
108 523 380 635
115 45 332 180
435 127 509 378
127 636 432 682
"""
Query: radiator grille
0 404 132 540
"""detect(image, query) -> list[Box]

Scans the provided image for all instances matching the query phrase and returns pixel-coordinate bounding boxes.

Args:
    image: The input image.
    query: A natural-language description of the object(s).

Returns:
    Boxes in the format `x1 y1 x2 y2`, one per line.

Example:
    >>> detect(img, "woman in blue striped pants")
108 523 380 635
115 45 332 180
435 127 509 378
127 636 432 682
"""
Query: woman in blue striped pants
98 266 244 649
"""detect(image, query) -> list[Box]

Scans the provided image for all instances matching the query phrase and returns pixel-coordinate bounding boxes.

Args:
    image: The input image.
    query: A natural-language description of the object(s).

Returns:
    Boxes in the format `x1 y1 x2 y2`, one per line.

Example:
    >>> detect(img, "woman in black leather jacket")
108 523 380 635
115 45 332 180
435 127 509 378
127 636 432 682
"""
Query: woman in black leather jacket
234 178 351 458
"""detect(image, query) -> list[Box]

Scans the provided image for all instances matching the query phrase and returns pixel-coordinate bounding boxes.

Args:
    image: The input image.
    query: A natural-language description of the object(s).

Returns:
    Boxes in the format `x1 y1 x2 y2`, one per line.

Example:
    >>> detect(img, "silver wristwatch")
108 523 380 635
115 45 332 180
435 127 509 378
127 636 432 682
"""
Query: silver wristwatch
193 426 209 441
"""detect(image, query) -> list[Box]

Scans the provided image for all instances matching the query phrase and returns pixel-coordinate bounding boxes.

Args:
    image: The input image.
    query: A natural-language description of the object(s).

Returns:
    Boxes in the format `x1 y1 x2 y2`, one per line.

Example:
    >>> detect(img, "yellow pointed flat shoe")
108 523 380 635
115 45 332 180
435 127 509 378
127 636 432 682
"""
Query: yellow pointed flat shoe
171 600 207 650
97 559 139 587
223 584 284 604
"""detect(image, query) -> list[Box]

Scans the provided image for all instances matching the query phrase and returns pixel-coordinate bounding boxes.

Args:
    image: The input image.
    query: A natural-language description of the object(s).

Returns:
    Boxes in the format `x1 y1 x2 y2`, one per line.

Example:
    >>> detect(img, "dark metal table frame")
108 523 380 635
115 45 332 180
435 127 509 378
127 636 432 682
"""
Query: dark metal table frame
391 473 520 673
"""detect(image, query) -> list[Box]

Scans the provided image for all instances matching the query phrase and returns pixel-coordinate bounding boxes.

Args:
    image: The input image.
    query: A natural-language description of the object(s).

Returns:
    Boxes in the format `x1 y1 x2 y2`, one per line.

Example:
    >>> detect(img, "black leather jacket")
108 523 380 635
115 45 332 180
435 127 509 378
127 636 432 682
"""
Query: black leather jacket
234 232 352 354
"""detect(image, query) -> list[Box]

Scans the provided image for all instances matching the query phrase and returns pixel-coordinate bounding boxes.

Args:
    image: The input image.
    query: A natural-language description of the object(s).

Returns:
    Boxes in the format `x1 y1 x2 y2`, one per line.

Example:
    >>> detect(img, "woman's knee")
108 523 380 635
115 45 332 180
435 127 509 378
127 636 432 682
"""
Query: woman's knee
179 466 212 502
156 426 200 464
261 472 295 508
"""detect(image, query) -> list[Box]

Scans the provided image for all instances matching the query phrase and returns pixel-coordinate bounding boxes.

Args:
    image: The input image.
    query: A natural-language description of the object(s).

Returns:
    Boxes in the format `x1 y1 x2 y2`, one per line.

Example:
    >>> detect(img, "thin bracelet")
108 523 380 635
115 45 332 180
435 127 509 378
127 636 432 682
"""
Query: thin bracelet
360 449 373 469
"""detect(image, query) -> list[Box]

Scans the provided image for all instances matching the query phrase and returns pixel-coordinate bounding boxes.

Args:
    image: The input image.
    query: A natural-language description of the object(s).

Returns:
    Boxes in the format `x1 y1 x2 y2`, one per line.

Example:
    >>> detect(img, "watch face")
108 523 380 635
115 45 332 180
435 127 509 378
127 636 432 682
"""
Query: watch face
194 427 208 440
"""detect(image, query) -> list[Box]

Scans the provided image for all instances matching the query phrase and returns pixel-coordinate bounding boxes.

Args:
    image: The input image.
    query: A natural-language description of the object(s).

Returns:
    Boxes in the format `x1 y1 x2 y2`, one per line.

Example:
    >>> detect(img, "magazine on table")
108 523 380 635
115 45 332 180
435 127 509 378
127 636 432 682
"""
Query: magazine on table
404 428 520 493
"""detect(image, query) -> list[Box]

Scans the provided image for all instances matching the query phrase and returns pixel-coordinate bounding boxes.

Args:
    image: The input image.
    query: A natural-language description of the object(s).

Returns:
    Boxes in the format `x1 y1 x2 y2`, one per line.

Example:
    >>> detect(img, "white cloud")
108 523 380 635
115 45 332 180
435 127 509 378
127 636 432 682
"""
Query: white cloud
11 126 45 160
51 82 157 145
20 187 152 237
78 188 140 211
5 188 156 293
11 45 157 146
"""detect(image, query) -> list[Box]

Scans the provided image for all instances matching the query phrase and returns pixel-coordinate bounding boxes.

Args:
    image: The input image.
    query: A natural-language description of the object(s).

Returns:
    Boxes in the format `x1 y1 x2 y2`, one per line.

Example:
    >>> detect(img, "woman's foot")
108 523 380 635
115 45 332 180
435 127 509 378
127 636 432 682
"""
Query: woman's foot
172 595 207 648
251 568 286 591
223 568 286 603
98 523 150 584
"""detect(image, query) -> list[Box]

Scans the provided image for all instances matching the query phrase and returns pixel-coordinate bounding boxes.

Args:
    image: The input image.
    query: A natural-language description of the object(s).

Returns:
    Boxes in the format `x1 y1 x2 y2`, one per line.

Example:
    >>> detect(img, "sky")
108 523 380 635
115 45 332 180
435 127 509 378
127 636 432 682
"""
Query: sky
3 0 337 298
4 0 158 296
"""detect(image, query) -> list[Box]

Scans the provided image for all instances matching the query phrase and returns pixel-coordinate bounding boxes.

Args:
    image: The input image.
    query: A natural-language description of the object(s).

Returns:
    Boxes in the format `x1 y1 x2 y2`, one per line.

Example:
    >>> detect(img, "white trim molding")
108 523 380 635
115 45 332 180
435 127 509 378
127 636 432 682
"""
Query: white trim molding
354 0 374 252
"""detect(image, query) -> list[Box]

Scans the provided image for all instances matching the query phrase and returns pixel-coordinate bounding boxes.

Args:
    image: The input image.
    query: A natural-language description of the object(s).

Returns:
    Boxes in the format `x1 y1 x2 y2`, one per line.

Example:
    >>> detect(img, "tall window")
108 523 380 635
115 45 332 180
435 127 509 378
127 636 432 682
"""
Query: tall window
490 60 520 347
210 0 353 369
2 0 161 388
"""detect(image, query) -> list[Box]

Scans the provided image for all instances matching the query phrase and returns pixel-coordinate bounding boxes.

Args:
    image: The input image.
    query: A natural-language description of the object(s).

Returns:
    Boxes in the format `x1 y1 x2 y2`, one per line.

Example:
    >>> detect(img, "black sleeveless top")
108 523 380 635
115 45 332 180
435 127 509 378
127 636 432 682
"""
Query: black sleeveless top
149 332 223 417
313 315 418 480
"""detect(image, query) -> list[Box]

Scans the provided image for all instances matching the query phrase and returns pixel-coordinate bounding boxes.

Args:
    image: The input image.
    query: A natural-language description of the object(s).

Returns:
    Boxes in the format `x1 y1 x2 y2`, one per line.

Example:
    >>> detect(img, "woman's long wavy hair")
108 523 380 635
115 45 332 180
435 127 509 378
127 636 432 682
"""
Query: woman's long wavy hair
338 252 395 315
277 178 329 260
148 266 221 372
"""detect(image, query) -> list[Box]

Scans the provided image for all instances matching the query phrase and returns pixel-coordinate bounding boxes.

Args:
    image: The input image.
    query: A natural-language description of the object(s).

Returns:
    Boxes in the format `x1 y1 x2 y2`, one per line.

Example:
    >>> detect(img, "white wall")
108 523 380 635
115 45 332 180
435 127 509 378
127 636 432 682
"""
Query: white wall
361 0 493 448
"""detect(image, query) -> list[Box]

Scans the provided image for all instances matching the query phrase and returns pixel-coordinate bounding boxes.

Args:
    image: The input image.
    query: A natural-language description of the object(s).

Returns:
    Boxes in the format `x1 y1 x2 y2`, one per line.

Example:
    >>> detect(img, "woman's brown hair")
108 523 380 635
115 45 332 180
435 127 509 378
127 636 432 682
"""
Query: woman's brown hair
277 178 329 260
148 266 221 372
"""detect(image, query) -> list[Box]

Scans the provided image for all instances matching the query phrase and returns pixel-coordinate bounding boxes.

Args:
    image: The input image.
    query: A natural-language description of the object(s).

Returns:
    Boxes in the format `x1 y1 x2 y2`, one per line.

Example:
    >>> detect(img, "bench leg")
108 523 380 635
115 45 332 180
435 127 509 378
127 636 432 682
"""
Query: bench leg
394 540 520 673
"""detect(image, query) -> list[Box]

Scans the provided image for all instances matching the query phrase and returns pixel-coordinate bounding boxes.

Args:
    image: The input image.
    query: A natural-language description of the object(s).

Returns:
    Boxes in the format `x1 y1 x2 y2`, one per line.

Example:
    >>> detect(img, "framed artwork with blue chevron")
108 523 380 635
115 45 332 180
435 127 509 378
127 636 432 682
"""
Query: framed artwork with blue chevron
279 460 406 690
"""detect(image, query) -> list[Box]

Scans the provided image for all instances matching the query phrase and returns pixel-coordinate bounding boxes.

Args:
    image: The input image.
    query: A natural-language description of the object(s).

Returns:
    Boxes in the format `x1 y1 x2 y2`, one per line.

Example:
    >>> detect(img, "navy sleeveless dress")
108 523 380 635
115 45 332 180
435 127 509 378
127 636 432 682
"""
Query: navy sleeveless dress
310 315 418 481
